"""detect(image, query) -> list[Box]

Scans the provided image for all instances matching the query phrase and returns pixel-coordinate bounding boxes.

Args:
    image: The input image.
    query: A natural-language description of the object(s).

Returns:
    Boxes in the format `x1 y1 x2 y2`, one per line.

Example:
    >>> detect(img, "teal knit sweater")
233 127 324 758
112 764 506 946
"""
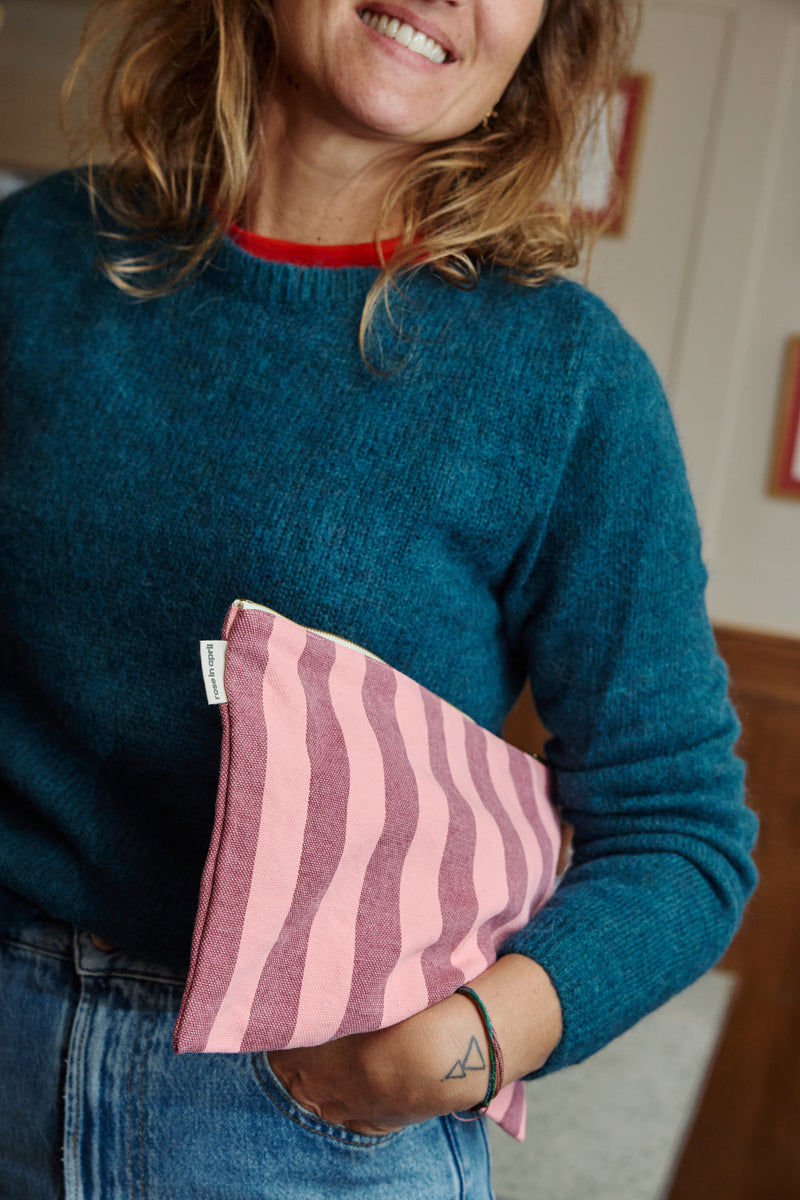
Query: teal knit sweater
0 173 757 1076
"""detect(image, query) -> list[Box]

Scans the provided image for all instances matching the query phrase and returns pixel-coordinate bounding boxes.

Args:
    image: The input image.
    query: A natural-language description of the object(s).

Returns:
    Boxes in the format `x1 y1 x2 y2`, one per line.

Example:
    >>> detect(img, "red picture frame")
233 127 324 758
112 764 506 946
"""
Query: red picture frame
769 337 800 500
575 74 650 236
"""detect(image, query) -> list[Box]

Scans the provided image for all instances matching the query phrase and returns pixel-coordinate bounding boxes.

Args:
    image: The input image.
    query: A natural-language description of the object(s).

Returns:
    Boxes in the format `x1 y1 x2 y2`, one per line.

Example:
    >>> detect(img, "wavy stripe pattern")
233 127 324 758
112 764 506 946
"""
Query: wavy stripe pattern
287 647 386 1046
176 603 561 1142
334 655 421 1037
380 673 449 1025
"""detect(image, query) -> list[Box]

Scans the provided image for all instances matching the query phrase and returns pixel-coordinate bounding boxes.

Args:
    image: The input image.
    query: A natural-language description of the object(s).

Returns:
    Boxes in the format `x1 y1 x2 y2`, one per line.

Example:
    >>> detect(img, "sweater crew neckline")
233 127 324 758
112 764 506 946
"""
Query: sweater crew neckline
227 223 401 269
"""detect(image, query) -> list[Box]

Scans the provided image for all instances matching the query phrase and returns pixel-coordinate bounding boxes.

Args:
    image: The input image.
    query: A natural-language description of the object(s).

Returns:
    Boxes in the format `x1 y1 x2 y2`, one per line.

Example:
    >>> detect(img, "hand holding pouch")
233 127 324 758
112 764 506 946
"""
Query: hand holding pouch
174 599 562 1140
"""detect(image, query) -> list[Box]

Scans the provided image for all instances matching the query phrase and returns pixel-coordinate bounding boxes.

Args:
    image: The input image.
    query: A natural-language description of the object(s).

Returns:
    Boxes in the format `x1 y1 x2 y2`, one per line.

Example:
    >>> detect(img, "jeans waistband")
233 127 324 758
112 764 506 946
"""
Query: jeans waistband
0 890 186 986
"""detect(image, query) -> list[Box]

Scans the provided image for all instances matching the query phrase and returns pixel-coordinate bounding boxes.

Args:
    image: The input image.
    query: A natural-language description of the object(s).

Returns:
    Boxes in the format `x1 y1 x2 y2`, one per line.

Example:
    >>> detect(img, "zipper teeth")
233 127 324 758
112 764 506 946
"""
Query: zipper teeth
233 599 534 743
236 598 386 664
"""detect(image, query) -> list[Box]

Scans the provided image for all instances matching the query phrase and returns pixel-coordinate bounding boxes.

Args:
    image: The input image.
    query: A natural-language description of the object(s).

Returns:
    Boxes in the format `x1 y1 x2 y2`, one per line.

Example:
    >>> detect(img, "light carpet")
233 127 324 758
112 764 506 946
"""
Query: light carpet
490 969 735 1200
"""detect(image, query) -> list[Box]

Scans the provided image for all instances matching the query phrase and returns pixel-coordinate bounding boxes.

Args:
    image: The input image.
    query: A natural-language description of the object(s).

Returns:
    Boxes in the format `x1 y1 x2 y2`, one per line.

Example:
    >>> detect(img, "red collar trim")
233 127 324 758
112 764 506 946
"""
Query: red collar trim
228 223 401 268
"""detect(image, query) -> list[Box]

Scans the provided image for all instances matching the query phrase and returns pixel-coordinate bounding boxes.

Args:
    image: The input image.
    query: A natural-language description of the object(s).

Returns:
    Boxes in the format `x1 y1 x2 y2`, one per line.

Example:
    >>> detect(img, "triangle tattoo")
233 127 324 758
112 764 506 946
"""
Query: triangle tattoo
442 1035 486 1080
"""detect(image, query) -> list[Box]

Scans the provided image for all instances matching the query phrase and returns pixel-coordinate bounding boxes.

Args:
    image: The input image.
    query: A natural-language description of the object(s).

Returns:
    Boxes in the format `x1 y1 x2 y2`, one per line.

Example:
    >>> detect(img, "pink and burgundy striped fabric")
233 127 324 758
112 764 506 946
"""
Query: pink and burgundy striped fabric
174 601 561 1140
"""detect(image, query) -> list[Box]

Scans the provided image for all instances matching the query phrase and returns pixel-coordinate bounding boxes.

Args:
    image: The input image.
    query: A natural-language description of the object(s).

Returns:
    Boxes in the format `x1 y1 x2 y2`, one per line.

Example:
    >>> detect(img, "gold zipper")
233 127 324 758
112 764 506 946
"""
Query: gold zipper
236 598 388 665
234 599 544 758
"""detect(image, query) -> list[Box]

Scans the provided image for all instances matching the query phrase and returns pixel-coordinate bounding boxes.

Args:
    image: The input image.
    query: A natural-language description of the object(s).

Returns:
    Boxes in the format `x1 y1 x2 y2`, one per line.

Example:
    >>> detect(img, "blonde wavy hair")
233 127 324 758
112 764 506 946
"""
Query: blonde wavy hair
67 0 640 341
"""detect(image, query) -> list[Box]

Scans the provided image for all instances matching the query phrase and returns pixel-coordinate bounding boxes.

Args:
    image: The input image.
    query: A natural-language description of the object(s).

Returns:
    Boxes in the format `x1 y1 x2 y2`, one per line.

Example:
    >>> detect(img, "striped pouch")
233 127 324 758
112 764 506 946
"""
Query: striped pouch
174 599 561 1140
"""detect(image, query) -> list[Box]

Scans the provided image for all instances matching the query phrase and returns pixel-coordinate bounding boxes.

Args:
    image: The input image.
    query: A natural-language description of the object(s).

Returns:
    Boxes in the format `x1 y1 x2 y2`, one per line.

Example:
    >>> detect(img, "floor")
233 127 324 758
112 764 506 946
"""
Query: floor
489 972 735 1200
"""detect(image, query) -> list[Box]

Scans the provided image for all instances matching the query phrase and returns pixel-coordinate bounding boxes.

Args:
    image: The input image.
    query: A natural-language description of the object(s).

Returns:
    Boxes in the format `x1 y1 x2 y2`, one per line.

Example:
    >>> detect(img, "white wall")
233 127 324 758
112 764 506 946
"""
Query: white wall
585 0 800 637
1 0 798 636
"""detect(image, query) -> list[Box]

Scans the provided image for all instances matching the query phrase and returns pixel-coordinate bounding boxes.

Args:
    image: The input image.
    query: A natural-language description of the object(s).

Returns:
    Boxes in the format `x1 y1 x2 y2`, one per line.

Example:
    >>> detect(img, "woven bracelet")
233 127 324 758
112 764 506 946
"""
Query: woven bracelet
451 985 505 1121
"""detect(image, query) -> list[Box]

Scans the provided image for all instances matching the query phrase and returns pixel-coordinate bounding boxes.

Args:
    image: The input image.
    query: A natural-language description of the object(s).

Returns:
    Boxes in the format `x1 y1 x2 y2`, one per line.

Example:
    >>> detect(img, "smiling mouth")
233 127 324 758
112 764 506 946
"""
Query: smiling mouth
358 9 450 64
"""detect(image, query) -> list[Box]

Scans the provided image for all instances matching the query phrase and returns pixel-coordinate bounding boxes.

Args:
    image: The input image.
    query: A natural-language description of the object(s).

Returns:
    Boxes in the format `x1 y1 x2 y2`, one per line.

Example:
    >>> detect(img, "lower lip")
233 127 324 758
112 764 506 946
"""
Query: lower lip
358 16 449 71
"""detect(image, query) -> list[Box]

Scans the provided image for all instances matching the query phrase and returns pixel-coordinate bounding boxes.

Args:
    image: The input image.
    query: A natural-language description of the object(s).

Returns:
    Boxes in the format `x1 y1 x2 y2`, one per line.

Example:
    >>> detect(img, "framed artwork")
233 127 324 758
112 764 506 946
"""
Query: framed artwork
769 337 800 501
575 74 650 236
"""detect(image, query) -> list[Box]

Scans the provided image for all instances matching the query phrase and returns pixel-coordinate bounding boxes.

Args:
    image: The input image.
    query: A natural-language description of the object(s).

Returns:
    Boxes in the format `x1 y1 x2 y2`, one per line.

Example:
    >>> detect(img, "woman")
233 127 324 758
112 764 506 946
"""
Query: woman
0 1 757 1197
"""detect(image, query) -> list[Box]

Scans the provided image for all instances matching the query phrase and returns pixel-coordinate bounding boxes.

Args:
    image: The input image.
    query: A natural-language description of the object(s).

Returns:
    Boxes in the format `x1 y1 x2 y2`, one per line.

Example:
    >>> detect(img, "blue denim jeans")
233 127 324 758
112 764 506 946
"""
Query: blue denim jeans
0 906 494 1199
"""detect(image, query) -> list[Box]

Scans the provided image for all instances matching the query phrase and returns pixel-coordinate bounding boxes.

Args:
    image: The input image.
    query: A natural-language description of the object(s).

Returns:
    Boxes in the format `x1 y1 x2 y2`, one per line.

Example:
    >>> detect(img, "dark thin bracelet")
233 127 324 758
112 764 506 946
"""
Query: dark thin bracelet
451 985 505 1121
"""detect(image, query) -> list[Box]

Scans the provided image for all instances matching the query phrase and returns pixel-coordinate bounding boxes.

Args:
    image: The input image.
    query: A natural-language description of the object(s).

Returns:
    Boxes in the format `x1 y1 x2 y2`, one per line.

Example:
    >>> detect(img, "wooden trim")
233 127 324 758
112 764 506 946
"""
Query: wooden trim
667 619 800 1199
714 624 800 707
504 628 800 754
503 682 548 758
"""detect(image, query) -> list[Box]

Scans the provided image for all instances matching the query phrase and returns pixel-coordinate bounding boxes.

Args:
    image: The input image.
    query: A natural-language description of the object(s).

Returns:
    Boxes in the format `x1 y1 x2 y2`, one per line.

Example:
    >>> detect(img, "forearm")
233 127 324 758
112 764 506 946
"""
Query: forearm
268 954 562 1134
394 953 562 1114
462 953 562 1081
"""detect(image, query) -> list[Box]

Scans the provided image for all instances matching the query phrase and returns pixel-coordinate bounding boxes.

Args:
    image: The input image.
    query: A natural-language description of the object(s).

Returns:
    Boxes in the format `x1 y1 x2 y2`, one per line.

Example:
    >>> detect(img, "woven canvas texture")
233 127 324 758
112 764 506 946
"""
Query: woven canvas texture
174 603 561 1138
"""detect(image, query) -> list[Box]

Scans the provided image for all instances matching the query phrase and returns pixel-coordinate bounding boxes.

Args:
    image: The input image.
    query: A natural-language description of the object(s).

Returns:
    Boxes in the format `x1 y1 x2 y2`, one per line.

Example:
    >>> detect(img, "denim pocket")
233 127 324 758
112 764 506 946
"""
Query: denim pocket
252 1052 406 1148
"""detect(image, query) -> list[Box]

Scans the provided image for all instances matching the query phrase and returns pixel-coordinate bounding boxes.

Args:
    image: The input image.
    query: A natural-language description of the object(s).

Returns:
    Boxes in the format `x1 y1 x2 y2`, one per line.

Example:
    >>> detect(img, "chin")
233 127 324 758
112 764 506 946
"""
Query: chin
330 78 464 146
346 104 463 147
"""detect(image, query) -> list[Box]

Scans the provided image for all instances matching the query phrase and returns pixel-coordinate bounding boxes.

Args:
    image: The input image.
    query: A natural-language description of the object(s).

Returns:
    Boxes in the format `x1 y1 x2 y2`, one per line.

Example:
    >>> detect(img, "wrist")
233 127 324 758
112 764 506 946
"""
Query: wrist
454 986 504 1111
369 993 495 1119
463 955 563 1082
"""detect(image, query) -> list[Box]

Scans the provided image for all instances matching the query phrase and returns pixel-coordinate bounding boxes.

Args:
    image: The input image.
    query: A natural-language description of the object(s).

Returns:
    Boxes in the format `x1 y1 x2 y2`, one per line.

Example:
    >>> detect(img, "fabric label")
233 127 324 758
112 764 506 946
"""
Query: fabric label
200 640 228 705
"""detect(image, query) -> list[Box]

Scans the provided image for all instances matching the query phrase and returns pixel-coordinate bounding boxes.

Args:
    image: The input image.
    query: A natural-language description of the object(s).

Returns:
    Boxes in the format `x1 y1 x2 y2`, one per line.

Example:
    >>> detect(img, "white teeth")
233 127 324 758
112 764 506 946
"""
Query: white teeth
395 22 413 47
359 9 448 63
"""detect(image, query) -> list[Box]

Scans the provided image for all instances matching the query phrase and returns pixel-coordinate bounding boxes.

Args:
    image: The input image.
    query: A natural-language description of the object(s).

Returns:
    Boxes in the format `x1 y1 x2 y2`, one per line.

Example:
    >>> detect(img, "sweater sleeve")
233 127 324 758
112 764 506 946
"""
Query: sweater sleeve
498 301 758 1076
